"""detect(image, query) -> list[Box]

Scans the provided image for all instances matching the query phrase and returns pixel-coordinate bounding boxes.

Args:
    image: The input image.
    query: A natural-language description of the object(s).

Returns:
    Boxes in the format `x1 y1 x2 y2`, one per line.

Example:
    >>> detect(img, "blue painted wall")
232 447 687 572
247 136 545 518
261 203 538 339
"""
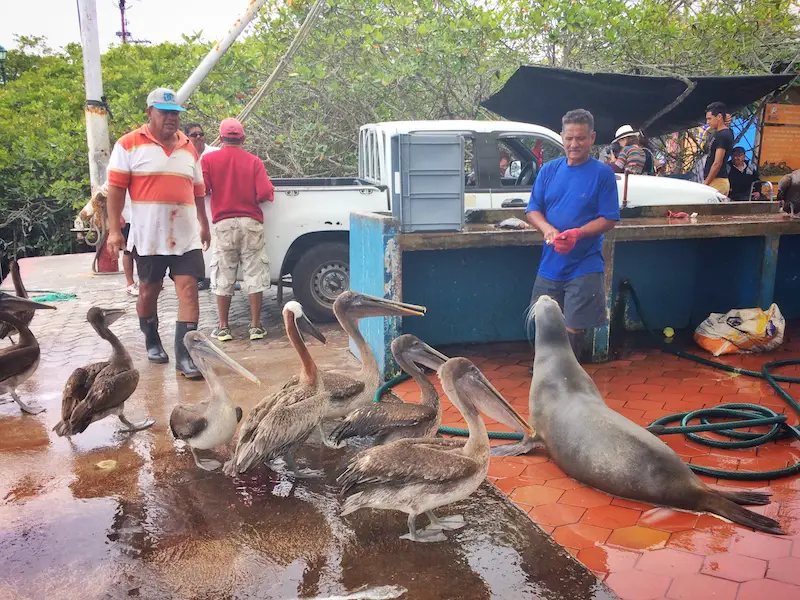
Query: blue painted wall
775 234 800 319
402 245 541 345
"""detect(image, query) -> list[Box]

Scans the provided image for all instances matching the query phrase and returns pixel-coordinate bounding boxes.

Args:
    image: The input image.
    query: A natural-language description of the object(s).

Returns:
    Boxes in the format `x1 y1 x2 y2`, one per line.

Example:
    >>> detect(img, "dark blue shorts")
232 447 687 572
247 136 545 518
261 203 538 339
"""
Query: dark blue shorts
531 272 607 330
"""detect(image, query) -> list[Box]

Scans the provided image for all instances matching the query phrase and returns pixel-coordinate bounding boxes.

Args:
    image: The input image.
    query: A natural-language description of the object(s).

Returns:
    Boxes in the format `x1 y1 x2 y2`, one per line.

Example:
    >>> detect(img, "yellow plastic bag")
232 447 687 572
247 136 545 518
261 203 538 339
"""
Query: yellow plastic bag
693 303 785 356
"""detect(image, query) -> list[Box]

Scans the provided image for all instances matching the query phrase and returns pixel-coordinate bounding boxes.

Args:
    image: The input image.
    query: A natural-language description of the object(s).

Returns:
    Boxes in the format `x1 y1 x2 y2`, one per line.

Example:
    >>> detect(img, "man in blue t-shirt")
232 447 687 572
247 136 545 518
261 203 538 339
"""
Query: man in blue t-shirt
526 109 621 363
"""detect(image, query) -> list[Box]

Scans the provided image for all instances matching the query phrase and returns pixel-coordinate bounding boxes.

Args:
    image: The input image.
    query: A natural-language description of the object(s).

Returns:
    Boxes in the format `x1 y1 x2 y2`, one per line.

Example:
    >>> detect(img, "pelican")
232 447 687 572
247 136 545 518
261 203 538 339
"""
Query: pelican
282 292 427 421
0 261 33 344
54 307 154 436
329 334 449 447
169 331 261 470
0 295 56 414
223 301 330 478
337 356 534 543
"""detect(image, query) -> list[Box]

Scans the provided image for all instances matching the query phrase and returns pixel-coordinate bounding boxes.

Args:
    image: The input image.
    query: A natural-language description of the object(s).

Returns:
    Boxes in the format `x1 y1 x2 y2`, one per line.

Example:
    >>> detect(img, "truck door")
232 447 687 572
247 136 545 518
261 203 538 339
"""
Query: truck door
489 133 565 209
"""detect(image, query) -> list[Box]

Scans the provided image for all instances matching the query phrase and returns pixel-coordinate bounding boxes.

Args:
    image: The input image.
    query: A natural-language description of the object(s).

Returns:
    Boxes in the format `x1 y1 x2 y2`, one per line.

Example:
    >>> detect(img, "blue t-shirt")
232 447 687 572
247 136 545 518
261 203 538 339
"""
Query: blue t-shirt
526 157 620 281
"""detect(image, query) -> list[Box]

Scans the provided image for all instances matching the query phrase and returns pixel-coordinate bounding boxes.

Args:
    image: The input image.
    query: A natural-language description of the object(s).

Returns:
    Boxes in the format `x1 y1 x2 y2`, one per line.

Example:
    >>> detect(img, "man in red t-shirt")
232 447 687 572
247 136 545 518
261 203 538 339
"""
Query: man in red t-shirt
201 118 274 341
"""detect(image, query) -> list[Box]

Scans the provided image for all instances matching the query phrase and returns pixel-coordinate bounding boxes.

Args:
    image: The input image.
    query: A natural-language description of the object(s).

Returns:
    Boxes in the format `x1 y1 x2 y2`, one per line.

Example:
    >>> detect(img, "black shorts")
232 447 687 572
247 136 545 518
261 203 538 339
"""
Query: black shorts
531 272 607 330
132 248 205 283
121 224 131 256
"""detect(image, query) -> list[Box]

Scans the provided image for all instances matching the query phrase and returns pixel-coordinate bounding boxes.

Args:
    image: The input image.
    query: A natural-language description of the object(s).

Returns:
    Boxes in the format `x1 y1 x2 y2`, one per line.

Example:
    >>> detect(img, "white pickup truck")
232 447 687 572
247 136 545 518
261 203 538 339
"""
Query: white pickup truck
203 119 728 322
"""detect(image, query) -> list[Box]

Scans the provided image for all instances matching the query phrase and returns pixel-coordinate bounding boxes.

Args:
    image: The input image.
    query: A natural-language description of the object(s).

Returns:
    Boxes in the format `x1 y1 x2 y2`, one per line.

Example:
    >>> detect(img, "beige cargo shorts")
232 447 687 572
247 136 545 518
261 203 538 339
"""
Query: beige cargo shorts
210 216 270 296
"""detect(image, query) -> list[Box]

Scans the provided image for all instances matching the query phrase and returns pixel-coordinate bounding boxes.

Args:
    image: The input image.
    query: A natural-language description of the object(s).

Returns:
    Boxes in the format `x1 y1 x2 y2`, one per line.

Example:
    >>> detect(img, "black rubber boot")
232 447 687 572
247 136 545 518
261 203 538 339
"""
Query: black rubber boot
175 321 203 379
140 316 169 363
568 330 585 363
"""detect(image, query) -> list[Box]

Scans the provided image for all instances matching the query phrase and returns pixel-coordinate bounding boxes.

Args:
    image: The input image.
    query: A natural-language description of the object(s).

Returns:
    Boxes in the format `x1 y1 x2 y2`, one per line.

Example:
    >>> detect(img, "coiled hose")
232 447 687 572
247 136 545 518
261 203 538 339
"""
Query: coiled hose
373 280 800 478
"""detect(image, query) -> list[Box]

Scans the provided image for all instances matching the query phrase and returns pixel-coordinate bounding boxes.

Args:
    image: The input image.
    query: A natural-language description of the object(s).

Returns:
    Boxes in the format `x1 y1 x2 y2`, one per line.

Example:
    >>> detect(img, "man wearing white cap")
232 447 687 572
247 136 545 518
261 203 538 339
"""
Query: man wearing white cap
105 87 211 380
608 125 647 175
201 117 274 341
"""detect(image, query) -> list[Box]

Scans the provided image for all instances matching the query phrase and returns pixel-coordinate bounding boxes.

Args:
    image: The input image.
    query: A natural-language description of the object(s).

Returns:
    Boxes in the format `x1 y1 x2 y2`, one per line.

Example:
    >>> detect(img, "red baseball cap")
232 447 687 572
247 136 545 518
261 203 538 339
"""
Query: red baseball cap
219 118 245 140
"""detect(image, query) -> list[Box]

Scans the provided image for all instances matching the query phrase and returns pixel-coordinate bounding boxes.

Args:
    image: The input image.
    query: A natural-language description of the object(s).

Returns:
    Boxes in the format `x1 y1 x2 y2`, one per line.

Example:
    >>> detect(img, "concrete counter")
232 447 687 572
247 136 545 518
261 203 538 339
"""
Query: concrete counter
350 208 800 379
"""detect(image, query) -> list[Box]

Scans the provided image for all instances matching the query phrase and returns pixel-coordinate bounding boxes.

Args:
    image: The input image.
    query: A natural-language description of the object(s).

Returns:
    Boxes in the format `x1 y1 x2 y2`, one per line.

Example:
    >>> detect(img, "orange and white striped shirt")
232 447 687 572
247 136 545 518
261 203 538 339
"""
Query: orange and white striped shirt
108 125 206 256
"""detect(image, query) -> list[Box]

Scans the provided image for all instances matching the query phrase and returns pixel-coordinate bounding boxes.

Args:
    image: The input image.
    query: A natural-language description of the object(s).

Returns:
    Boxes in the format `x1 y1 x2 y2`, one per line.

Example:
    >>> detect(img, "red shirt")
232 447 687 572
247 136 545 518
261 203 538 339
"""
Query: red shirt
201 145 274 224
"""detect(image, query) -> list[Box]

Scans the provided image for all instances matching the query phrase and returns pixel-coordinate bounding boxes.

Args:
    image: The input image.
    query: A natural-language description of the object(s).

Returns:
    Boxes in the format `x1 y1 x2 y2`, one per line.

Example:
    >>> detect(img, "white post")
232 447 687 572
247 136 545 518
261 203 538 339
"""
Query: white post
176 0 269 106
77 0 111 192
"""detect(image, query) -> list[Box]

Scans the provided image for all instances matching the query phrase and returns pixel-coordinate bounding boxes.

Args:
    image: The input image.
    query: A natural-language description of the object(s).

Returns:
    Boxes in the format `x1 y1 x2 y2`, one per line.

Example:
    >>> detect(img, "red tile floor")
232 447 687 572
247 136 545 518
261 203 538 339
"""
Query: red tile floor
391 334 800 600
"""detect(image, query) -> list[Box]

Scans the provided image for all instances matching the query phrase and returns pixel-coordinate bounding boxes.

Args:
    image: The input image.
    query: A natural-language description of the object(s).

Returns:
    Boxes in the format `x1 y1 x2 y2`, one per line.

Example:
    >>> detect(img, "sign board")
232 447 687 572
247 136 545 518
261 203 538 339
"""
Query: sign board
759 103 800 175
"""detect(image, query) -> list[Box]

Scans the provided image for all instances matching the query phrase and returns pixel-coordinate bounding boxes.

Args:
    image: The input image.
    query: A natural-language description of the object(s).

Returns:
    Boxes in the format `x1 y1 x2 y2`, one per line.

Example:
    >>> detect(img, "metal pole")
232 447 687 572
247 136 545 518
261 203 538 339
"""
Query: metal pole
176 0 269 106
77 0 111 193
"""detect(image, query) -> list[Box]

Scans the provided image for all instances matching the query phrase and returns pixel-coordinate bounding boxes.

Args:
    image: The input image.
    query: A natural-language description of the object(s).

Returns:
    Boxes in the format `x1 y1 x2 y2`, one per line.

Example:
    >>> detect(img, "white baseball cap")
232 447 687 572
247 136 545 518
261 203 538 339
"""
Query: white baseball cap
146 87 185 112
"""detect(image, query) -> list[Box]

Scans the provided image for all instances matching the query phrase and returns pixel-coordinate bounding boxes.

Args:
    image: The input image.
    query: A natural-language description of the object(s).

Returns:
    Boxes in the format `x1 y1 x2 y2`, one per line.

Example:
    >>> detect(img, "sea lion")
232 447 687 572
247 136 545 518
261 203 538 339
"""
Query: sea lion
526 294 785 535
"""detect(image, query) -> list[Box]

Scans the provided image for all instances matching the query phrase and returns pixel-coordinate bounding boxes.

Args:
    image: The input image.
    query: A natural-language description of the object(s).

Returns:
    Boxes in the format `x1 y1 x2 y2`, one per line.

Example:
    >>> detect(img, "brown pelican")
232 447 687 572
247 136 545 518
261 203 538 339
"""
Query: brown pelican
169 330 261 470
0 294 56 414
0 261 33 344
337 356 534 542
329 334 449 447
223 301 330 478
281 292 427 420
54 307 154 435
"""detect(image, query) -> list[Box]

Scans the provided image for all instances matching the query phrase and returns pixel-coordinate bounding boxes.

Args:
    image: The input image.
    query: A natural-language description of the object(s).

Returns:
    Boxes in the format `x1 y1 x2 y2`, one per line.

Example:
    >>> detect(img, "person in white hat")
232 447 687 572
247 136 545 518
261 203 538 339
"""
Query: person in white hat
608 125 646 175
104 87 211 380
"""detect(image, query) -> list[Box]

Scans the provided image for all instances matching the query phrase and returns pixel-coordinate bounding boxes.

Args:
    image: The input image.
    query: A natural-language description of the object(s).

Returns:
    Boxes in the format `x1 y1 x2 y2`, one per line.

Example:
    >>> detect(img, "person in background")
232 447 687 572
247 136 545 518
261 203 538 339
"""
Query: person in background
702 101 734 195
608 125 646 175
120 193 138 296
202 118 274 341
185 122 220 291
727 146 763 201
105 87 210 380
525 108 620 370
500 151 512 177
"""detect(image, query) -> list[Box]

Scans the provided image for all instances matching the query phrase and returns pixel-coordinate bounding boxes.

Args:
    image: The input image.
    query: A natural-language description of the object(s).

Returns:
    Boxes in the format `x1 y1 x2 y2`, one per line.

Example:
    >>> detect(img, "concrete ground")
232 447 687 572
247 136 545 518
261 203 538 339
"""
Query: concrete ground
0 254 615 600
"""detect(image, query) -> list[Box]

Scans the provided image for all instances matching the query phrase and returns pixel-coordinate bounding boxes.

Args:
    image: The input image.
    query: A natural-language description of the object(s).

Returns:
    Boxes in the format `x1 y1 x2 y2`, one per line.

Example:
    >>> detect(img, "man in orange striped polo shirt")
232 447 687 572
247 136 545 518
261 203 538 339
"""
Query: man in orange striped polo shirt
105 87 211 380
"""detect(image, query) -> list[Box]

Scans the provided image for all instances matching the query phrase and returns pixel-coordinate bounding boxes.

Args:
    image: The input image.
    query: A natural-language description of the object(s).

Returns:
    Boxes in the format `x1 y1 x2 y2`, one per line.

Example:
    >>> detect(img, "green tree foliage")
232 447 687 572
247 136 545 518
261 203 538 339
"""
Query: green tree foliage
0 0 797 258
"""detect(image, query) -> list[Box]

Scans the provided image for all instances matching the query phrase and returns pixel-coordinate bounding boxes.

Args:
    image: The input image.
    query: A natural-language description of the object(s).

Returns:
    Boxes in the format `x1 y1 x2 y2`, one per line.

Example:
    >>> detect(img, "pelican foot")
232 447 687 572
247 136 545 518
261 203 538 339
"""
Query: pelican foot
425 512 466 531
400 529 448 543
490 436 544 457
10 391 45 415
196 458 222 471
119 415 156 432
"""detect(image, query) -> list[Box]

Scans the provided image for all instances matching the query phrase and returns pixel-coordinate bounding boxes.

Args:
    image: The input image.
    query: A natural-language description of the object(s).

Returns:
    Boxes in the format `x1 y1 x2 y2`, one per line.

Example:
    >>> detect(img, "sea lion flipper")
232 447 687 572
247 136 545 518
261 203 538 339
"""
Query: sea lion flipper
704 492 785 535
714 488 772 507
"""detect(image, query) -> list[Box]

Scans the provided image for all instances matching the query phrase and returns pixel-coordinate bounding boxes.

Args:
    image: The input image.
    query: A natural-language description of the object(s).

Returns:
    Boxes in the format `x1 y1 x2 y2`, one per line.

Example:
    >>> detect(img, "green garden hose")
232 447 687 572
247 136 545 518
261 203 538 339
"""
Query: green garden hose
373 280 800 479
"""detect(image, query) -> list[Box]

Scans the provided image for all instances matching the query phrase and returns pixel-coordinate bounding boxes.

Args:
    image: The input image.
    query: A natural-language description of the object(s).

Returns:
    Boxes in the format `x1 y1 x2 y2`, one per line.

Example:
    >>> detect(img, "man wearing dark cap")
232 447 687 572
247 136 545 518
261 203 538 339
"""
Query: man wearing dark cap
201 118 274 341
727 147 763 201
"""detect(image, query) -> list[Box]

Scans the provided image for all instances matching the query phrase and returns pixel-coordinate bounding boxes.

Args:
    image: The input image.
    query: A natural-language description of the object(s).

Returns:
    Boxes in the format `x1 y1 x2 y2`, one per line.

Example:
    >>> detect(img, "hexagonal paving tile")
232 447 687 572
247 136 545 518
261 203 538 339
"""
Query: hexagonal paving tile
767 556 800 586
605 569 671 600
637 508 699 533
528 503 586 527
635 548 704 577
700 552 767 582
581 504 642 529
552 523 613 549
738 578 800 600
607 526 671 551
665 573 738 600
521 461 567 480
729 531 793 560
559 487 613 509
509 484 563 507
577 545 642 575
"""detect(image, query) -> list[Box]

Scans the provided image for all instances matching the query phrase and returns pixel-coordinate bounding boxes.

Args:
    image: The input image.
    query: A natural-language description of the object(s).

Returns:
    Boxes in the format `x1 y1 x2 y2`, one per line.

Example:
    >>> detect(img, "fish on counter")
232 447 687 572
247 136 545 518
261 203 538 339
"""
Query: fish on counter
494 217 530 230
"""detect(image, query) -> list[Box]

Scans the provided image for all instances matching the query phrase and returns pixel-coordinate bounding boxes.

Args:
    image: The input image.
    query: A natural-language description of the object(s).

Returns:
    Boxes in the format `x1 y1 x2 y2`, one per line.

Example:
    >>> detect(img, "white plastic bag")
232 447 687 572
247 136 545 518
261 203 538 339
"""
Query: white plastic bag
693 303 785 356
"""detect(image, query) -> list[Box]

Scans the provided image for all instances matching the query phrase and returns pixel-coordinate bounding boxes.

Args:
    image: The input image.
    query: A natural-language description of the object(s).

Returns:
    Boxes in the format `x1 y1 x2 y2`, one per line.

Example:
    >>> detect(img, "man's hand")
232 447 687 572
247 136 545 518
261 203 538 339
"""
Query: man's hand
200 224 211 251
553 228 584 254
543 225 560 245
106 231 125 257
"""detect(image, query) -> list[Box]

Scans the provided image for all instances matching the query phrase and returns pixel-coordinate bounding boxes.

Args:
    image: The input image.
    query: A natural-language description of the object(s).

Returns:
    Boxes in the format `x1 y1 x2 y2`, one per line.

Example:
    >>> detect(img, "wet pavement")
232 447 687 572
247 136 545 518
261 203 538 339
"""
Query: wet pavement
0 254 616 600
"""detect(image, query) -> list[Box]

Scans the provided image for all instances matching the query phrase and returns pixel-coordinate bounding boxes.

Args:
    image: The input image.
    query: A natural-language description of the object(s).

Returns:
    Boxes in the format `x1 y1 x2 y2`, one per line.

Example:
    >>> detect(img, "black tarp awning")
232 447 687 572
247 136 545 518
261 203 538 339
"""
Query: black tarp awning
480 65 796 142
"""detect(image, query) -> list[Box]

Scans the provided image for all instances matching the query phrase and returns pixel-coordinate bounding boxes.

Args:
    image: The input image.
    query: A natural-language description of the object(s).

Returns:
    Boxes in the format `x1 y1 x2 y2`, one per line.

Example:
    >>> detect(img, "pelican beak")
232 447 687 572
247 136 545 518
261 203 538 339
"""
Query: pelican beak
103 308 126 325
296 312 326 345
472 370 534 436
408 341 450 371
0 294 57 312
354 295 427 318
187 334 261 385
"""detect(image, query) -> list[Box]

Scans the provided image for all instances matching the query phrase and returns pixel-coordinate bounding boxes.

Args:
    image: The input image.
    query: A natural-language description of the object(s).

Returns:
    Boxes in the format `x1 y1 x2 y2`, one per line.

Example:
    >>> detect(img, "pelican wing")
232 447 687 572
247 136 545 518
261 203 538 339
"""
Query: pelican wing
330 402 437 444
60 366 139 435
281 371 364 399
60 361 108 421
0 345 39 386
169 401 211 440
227 387 329 474
338 438 481 493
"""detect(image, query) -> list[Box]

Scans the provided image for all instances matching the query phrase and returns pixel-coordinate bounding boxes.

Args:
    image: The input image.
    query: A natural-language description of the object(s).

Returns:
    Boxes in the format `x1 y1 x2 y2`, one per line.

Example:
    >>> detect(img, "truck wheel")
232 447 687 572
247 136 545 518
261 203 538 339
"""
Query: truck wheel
292 242 349 322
